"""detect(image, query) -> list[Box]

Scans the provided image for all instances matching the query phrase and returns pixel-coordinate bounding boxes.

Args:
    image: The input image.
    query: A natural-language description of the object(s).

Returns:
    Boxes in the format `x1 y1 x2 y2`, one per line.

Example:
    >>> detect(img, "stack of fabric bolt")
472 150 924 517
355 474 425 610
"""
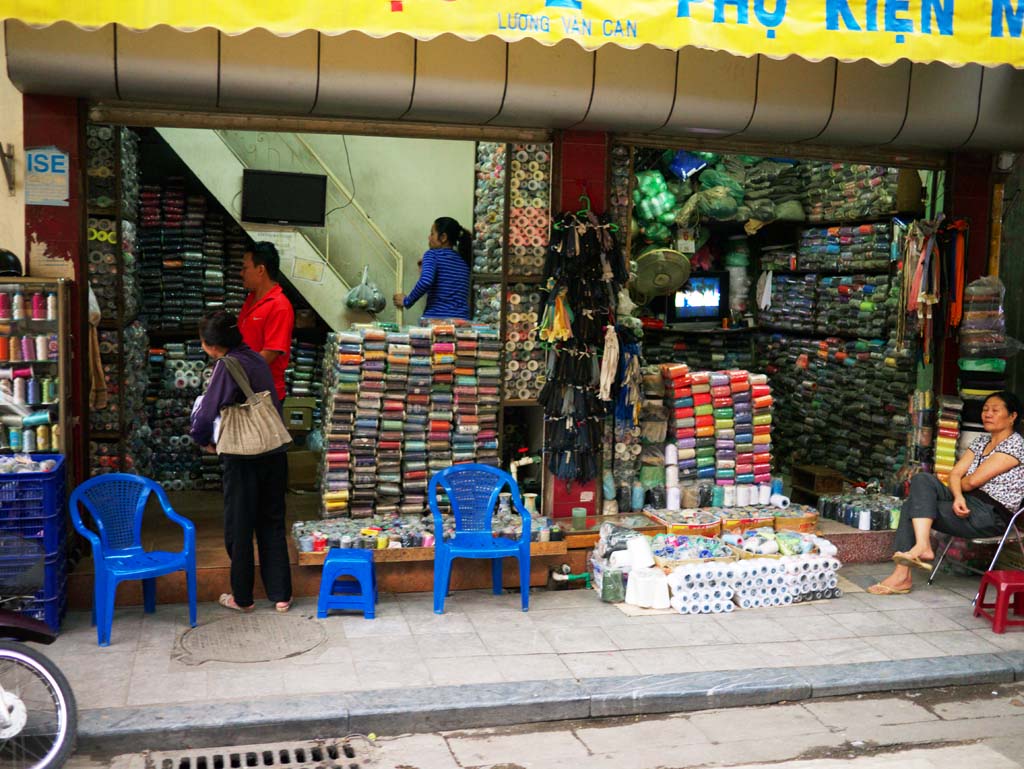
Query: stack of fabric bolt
321 331 360 517
351 328 385 518
643 333 755 371
689 372 715 482
934 396 964 483
503 283 545 401
759 274 817 333
224 223 248 315
760 244 798 271
138 184 163 322
453 326 479 464
476 328 502 466
202 210 226 313
158 179 187 329
430 324 456 483
750 373 773 484
378 331 409 514
662 364 696 489
815 274 891 338
180 195 207 331
402 327 433 514
86 217 120 323
799 224 891 271
762 333 913 479
472 142 505 274
507 143 551 276
711 372 736 488
801 163 898 222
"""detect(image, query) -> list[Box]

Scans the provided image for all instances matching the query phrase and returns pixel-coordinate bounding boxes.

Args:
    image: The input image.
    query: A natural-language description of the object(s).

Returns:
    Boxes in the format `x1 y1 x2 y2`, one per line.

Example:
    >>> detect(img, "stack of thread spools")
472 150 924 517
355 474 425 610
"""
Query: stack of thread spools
286 340 322 401
473 283 501 324
402 327 432 514
798 223 892 272
351 327 384 518
453 326 480 464
503 283 545 401
472 142 505 274
476 329 502 466
145 340 206 490
507 143 551 276
202 210 226 314
321 332 360 517
0 290 61 454
934 396 963 484
89 326 151 476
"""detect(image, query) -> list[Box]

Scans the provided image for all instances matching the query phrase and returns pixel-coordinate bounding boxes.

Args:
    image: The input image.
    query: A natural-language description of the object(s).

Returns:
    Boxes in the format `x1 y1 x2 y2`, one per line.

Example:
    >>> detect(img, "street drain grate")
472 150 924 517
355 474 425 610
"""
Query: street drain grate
142 738 372 769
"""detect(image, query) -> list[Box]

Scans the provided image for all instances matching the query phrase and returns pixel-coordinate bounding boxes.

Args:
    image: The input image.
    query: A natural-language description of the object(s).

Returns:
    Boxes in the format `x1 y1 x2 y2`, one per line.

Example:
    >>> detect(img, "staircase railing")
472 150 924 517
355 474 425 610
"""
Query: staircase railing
213 130 403 302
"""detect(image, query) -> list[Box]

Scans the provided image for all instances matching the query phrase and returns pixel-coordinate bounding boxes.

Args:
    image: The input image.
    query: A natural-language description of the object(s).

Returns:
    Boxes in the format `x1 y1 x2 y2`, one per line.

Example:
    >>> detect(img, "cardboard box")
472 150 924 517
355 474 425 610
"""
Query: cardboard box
283 397 317 431
287 448 319 490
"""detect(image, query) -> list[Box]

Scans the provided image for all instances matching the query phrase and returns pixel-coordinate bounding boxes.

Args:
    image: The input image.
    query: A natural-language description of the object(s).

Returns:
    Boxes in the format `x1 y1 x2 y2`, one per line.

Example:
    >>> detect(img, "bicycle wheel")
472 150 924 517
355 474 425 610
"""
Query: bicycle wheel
0 641 77 768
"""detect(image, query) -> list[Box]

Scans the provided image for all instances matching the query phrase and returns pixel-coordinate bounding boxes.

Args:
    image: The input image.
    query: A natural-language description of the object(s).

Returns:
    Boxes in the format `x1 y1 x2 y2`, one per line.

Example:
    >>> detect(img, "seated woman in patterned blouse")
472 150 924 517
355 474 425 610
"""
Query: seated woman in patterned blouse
869 391 1024 595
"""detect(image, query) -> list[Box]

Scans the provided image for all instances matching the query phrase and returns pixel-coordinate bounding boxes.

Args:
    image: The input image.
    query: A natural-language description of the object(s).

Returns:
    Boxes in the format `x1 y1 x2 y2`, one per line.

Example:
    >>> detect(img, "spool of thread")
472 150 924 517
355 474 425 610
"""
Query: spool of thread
771 477 784 495
0 293 10 321
723 485 736 507
22 410 51 427
9 426 21 451
34 336 47 362
12 293 23 321
758 483 772 505
711 485 725 506
736 485 750 506
770 494 791 509
22 427 36 452
46 293 57 321
665 443 678 464
31 293 45 320
20 336 33 361
12 377 26 403
8 337 19 363
26 378 40 406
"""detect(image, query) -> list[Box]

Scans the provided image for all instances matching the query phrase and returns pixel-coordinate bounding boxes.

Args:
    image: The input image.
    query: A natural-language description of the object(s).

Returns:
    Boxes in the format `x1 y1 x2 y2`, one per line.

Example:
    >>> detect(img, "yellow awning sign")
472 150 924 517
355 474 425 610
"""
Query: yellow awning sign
3 0 1024 68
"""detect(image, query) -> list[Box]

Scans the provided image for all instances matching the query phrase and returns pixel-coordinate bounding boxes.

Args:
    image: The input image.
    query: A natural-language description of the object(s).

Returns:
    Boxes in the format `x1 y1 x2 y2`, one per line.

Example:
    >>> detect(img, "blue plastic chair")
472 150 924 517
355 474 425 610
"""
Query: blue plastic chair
429 463 531 614
69 474 197 646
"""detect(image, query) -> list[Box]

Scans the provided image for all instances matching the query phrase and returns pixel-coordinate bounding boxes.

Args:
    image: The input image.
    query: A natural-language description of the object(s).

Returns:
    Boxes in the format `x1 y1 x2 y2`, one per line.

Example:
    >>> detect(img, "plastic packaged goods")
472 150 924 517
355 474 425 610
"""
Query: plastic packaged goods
472 142 506 274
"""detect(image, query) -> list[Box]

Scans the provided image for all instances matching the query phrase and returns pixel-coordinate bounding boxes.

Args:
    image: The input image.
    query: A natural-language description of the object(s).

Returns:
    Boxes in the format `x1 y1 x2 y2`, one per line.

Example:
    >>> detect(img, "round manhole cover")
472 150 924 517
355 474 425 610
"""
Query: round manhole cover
176 613 327 665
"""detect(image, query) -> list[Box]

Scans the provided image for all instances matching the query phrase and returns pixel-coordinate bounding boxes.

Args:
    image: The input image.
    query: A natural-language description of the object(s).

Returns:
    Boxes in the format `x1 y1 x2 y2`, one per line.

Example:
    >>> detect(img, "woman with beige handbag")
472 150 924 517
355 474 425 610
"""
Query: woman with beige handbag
190 311 294 613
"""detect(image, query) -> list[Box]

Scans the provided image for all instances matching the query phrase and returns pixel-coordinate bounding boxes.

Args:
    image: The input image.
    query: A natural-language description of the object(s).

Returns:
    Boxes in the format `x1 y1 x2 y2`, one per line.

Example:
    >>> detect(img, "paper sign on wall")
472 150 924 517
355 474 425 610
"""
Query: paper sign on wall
25 147 69 207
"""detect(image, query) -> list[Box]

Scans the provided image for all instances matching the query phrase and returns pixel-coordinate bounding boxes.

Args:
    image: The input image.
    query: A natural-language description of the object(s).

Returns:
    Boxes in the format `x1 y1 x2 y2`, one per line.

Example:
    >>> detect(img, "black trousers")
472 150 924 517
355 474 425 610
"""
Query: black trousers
894 473 1005 552
221 451 292 606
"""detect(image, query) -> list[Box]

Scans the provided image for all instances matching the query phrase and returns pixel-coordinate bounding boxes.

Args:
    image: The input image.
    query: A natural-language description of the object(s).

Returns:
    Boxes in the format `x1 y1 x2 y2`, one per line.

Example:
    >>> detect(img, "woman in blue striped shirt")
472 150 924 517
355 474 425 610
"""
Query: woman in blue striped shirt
394 217 472 320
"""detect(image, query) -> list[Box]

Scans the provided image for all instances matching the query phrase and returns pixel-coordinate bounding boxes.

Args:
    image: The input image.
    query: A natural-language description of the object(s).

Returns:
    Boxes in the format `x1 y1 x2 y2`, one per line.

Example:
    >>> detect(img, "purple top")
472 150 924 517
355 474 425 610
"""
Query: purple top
189 344 282 448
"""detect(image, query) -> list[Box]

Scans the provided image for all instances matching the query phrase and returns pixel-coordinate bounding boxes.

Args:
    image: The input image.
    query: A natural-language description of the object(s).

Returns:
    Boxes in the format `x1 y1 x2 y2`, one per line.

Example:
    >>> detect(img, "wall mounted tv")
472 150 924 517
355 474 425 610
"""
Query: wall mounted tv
241 169 328 227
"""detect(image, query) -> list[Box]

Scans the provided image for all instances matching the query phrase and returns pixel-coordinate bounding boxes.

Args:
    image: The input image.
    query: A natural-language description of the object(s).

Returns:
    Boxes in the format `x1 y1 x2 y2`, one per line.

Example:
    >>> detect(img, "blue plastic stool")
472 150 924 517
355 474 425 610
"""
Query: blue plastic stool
317 549 377 619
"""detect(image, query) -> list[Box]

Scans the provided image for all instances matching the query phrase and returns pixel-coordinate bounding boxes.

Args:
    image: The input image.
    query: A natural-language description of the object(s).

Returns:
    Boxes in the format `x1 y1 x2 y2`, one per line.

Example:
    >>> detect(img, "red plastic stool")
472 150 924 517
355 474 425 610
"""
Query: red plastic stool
974 570 1024 634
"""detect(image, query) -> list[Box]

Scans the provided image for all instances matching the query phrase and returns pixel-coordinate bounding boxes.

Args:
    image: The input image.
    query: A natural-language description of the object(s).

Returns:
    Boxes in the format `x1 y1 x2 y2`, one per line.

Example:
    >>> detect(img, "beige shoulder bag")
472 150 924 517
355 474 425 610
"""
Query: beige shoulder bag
215 355 292 456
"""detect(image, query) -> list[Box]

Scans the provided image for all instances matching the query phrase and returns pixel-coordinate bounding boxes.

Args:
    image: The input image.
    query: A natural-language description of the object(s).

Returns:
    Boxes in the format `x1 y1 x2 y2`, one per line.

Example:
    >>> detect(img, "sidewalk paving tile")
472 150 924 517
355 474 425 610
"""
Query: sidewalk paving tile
560 651 641 678
688 703 828 742
804 697 939 729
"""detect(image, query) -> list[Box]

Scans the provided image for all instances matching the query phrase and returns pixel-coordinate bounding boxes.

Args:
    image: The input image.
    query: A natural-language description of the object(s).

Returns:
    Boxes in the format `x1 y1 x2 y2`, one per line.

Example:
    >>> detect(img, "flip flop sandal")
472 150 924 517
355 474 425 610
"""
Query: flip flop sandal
867 583 912 595
219 593 255 612
893 553 933 572
275 600 292 613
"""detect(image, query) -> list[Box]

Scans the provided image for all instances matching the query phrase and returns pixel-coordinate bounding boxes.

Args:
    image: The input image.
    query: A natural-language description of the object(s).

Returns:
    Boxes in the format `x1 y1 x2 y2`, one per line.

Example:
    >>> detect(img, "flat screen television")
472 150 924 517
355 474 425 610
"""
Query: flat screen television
241 169 328 227
662 271 730 325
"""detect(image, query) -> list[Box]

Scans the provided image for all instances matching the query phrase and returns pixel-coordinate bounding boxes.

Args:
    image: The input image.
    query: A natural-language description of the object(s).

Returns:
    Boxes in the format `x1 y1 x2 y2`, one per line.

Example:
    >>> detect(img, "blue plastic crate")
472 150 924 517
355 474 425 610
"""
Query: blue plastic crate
18 591 66 634
0 455 66 554
0 545 67 600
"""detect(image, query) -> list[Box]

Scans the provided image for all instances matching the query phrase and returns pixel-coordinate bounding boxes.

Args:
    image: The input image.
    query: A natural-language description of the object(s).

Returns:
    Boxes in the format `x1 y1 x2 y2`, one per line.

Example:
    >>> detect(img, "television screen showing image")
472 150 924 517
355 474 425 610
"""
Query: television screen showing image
671 274 726 321
242 169 328 227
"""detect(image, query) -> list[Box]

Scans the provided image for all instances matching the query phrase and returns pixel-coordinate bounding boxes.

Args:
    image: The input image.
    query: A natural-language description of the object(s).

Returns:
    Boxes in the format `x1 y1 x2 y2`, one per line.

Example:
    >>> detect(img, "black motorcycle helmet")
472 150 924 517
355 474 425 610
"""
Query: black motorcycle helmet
0 249 22 277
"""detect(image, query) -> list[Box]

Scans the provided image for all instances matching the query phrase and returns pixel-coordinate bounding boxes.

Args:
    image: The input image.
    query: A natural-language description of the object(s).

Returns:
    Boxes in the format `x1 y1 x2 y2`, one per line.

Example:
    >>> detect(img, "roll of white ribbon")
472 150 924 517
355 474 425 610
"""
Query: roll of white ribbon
770 494 790 509
758 483 772 505
665 465 679 488
666 485 681 510
626 536 656 569
665 443 678 464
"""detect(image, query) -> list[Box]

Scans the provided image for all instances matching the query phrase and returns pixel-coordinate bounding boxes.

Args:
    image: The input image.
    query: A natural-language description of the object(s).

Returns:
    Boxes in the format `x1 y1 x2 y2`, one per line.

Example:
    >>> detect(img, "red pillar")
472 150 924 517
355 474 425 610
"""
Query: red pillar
23 95 86 483
556 130 609 214
942 152 994 395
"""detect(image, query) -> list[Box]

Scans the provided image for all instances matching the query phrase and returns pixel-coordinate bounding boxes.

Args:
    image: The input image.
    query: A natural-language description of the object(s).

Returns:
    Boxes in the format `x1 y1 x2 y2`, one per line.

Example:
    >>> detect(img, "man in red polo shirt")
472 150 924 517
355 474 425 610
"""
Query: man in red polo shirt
238 242 294 400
